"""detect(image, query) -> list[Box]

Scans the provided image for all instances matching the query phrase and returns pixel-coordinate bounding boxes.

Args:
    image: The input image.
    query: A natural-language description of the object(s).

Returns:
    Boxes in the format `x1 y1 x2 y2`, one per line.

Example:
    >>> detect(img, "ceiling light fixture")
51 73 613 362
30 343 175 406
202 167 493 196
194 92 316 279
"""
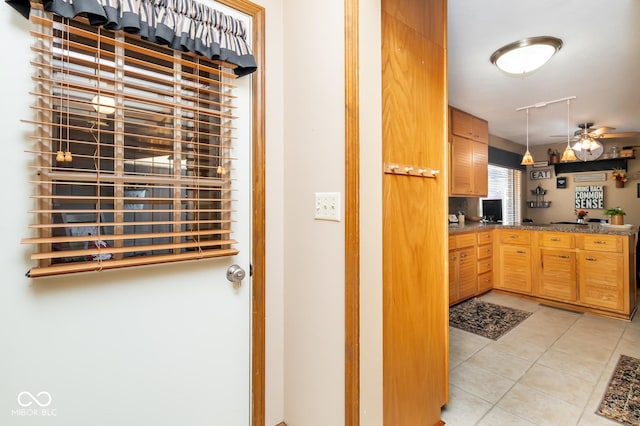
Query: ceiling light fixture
520 108 534 165
561 99 577 162
490 36 563 76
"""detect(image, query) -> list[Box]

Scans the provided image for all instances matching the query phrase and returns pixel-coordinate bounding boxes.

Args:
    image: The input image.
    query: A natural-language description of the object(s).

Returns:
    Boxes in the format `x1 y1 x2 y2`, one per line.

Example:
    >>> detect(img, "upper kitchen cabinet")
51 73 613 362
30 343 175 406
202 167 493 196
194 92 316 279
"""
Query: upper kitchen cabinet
449 107 489 196
450 107 489 144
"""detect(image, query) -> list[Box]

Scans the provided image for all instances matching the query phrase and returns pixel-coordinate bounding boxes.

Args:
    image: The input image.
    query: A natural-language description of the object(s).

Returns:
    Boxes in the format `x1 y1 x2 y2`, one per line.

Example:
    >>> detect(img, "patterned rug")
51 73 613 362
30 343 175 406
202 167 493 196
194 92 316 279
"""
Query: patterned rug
449 298 532 340
597 354 640 426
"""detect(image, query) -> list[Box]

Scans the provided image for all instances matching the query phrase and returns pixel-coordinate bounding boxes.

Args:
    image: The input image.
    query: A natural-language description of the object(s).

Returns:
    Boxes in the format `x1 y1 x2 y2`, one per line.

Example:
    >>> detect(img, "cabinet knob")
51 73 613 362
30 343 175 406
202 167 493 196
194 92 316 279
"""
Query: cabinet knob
585 257 597 261
559 255 570 259
551 238 560 241
516 250 526 254
595 241 607 245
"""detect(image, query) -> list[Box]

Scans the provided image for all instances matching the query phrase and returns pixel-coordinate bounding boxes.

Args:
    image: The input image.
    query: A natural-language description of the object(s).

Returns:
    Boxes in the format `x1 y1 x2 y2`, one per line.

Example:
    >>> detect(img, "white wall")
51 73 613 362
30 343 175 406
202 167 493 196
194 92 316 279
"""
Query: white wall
281 0 346 424
526 139 640 225
0 2 288 425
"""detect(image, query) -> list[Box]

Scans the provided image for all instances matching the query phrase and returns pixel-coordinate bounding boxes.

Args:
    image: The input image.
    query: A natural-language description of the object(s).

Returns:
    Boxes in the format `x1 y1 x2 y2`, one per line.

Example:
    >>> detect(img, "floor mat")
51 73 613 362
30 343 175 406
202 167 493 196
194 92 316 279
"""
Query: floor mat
597 354 640 426
449 297 532 340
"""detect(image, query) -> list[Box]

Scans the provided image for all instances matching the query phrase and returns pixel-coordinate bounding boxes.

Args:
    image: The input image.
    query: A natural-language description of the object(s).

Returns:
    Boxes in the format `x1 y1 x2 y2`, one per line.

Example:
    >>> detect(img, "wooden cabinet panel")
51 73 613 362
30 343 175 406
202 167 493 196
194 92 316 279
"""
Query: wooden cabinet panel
450 108 488 144
500 230 531 245
477 230 493 246
540 232 574 249
477 244 493 259
478 271 493 293
450 136 473 195
538 249 577 302
450 136 488 196
498 244 532 294
578 251 625 311
449 250 460 304
579 235 622 252
458 247 477 300
477 257 493 274
456 232 476 248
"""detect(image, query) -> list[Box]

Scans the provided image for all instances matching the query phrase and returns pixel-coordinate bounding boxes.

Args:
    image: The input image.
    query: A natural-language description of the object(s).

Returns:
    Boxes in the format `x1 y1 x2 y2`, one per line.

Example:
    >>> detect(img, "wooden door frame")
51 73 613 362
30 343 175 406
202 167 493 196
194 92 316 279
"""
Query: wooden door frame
344 0 360 425
217 1 266 425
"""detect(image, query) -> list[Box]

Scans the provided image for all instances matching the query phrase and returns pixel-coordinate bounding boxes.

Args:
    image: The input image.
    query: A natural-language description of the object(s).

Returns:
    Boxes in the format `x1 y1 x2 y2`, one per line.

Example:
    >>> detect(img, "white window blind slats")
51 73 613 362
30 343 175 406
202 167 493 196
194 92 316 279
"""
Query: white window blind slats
23 12 240 277
483 164 523 223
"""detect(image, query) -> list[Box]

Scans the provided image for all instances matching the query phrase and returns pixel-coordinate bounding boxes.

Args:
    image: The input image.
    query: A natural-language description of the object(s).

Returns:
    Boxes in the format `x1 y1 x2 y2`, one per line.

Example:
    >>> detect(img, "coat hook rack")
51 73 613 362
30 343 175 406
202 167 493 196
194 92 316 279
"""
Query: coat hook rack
384 162 439 178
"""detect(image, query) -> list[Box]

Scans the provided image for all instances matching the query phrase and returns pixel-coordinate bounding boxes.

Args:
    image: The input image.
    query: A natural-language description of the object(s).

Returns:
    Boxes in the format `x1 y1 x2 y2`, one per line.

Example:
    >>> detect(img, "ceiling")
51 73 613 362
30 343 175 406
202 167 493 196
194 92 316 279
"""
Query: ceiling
447 0 640 147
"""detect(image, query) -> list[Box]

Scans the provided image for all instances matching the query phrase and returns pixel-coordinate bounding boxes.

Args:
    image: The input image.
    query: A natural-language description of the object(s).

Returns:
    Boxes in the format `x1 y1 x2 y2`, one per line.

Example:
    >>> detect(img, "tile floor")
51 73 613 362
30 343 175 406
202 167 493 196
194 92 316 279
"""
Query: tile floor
441 291 640 426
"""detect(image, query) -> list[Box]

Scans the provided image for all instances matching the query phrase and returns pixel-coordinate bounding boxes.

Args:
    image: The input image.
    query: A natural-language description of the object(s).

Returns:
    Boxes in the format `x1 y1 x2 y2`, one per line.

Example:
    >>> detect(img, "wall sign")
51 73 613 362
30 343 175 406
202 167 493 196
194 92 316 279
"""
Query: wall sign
575 185 604 209
556 177 567 189
530 169 551 180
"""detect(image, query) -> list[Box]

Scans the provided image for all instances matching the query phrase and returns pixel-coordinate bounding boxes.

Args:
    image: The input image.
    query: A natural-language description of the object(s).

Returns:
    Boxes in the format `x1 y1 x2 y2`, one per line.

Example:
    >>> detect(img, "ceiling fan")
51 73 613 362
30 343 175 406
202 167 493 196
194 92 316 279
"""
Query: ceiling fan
572 122 638 140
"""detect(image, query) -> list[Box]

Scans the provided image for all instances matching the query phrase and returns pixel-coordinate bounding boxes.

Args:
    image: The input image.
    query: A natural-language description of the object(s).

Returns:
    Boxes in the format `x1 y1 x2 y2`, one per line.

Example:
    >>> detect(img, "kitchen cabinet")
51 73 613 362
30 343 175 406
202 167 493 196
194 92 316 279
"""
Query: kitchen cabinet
490 227 636 319
450 136 488 196
449 233 477 305
450 107 489 144
577 234 626 312
536 232 577 302
477 231 493 293
495 230 532 294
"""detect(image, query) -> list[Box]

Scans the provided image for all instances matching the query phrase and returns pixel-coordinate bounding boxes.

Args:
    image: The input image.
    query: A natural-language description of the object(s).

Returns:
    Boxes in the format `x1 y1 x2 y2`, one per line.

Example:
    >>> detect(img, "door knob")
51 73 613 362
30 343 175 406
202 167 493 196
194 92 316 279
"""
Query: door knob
226 264 246 288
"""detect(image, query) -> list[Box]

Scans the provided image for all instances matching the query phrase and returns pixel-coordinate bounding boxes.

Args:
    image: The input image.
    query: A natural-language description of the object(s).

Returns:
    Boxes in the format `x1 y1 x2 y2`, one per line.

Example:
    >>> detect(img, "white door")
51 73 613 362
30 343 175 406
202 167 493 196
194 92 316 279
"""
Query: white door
205 3 254 424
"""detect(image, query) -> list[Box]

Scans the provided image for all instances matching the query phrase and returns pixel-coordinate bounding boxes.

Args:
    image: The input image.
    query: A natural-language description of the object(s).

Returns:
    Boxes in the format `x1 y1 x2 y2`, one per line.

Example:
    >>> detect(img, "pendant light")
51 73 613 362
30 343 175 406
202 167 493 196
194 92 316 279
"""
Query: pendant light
520 108 534 165
561 99 577 162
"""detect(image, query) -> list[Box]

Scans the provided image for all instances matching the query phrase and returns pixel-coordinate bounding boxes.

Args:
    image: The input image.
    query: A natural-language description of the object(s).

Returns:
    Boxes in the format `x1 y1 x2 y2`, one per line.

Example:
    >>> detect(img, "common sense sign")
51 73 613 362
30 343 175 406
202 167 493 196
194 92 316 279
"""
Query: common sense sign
575 185 604 209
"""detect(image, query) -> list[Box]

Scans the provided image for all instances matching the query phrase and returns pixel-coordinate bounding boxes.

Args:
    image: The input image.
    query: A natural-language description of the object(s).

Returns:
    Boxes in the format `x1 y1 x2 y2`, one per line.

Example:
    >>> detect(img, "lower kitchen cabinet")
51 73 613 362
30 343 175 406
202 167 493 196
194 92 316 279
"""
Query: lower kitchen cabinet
578 251 624 311
497 244 532 294
538 249 577 302
449 233 477 305
492 228 636 319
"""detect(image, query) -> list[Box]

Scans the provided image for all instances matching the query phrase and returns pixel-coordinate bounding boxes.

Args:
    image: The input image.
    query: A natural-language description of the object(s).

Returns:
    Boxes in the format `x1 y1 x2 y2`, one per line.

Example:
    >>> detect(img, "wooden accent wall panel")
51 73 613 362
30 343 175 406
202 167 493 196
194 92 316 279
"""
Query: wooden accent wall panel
381 0 448 424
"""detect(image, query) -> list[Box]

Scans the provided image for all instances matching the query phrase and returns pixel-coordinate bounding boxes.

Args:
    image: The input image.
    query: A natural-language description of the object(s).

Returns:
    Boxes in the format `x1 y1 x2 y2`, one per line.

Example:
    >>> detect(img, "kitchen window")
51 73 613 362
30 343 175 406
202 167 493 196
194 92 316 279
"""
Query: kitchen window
22 12 243 277
481 164 523 223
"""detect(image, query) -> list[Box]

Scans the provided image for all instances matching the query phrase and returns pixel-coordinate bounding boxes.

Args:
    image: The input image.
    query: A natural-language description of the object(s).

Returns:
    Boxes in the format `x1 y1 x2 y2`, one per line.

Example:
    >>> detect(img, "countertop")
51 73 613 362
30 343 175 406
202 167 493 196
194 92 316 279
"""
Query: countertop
448 222 637 236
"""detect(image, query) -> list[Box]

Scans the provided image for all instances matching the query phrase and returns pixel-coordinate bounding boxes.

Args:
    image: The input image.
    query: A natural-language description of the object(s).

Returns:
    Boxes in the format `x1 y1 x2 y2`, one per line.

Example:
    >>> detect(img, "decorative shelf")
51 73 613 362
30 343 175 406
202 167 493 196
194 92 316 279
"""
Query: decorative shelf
553 157 634 175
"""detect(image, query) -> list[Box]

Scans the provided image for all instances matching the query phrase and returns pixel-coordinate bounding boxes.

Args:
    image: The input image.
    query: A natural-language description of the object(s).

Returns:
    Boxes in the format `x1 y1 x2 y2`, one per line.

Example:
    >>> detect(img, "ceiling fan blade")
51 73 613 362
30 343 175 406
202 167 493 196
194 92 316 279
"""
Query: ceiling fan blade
597 132 639 139
588 126 615 137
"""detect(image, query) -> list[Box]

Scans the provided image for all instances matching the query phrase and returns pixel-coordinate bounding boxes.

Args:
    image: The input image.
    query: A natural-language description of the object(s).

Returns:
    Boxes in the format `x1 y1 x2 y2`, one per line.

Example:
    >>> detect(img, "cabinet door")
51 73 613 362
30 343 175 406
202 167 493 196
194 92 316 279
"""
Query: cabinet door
450 136 473 195
478 272 493 293
451 108 473 139
449 250 459 305
538 249 577 302
472 117 489 144
457 247 477 300
578 251 624 311
498 245 532 294
472 141 488 196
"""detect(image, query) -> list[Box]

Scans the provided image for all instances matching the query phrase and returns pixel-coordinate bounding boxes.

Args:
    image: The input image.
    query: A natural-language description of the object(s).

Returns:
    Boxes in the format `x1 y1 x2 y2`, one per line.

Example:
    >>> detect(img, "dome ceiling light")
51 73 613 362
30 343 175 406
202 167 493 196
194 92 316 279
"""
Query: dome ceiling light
490 36 563 76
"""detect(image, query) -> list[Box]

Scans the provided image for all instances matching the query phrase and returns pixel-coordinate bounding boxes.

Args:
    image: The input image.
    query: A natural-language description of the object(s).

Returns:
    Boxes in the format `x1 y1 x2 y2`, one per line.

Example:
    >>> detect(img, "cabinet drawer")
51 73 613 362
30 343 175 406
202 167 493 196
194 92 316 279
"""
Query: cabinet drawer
477 244 493 259
500 230 531 245
540 232 574 248
449 235 456 250
477 257 493 274
456 233 477 248
477 231 493 245
580 235 622 252
478 271 493 292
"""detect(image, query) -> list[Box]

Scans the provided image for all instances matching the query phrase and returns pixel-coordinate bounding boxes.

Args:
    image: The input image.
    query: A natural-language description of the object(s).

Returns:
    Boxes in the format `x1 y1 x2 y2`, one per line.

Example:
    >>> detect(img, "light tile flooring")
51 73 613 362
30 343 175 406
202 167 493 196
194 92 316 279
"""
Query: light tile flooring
441 291 640 426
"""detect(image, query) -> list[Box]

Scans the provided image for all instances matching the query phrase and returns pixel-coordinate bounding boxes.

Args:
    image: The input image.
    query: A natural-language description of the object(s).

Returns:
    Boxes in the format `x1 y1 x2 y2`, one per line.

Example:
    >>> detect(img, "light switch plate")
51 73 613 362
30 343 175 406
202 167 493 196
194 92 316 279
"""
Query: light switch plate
314 192 341 221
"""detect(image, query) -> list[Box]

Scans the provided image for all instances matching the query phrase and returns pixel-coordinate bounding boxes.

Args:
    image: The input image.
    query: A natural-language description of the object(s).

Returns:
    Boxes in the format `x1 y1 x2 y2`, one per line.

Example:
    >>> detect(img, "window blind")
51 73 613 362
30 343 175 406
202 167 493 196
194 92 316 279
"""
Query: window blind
22 11 240 277
482 164 522 223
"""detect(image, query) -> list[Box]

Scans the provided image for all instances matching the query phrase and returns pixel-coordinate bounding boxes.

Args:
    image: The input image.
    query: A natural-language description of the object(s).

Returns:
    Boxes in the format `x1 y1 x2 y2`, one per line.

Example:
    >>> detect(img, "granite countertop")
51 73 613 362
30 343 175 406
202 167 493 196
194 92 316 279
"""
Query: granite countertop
448 222 637 236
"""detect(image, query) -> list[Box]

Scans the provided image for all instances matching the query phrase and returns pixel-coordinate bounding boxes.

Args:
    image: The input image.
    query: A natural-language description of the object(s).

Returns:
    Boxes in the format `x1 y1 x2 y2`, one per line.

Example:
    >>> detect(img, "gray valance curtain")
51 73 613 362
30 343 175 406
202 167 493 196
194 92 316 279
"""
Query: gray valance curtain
5 0 257 76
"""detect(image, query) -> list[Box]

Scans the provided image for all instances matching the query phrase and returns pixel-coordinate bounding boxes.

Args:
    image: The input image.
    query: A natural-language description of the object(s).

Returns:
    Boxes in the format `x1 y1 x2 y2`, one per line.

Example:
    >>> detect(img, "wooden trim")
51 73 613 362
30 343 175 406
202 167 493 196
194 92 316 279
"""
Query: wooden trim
216 1 266 426
344 0 360 425
275 422 288 426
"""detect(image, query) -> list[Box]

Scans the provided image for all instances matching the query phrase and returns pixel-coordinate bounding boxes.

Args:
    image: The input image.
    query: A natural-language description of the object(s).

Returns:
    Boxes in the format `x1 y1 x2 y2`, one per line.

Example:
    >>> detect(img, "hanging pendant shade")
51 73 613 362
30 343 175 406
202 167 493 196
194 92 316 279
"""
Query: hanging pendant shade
561 99 577 162
520 108 535 165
